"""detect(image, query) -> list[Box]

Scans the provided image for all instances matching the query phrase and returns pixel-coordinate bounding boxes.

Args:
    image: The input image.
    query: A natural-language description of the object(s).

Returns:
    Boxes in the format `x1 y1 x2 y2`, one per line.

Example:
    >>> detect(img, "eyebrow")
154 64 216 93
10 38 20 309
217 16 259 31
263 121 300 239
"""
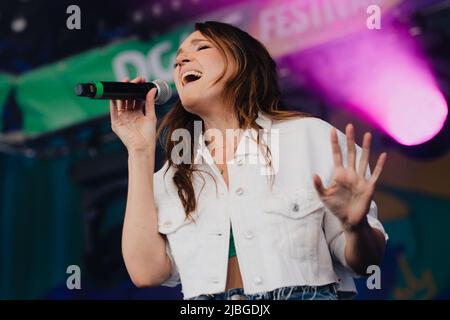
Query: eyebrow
176 38 209 57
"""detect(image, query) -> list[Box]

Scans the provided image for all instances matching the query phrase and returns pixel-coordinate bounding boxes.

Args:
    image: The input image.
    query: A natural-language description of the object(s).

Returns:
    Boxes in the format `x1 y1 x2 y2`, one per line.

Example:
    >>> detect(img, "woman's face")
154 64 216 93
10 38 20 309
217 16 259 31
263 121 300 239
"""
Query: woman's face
173 30 235 113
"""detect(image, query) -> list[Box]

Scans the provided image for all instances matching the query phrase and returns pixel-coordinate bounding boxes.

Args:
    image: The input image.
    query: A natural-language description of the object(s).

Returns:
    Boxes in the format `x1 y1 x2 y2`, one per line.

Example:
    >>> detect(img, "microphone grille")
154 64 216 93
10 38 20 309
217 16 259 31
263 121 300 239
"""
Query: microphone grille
152 79 172 104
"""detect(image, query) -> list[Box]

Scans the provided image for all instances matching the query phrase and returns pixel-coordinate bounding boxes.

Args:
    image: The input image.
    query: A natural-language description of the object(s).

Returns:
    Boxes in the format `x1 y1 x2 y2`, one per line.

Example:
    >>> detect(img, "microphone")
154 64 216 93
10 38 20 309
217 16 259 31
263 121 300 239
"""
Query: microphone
75 79 172 104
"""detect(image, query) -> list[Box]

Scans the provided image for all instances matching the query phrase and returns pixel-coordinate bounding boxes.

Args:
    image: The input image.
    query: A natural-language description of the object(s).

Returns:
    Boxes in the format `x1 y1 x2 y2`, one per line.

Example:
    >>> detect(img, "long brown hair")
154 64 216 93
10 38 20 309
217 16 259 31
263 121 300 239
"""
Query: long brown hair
156 21 310 218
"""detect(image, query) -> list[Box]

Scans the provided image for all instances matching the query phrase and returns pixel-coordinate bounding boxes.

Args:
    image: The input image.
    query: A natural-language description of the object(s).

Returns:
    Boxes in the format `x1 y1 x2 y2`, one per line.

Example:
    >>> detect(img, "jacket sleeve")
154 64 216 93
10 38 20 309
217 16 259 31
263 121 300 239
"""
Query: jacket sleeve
160 236 181 287
153 163 181 287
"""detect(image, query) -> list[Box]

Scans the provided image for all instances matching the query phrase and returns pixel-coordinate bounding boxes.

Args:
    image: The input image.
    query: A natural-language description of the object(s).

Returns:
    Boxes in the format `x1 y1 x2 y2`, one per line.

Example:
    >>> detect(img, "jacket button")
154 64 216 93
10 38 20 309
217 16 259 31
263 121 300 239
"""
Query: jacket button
244 231 254 239
211 278 220 284
292 203 299 212
254 276 263 285
235 187 244 196
236 158 244 166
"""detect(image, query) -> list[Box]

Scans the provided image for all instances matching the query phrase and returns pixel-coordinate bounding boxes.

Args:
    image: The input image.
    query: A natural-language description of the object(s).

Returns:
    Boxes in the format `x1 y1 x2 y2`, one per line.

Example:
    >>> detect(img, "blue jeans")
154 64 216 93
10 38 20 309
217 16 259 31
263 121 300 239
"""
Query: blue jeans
188 284 338 300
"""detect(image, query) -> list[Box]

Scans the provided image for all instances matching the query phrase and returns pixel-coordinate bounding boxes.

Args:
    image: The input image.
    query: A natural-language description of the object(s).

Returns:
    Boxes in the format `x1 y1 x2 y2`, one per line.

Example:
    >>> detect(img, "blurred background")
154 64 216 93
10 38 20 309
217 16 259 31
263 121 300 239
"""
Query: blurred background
0 0 449 300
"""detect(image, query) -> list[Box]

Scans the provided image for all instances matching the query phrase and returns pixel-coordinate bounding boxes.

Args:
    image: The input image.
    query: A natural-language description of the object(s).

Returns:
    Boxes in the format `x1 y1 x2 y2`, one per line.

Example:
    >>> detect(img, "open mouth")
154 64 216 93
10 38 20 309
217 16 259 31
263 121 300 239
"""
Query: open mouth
182 70 203 86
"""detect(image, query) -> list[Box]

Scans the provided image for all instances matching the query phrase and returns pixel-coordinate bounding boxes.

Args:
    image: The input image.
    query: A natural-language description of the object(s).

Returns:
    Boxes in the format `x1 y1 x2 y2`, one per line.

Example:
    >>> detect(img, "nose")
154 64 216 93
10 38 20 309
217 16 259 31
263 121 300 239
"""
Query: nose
176 51 192 66
176 58 190 67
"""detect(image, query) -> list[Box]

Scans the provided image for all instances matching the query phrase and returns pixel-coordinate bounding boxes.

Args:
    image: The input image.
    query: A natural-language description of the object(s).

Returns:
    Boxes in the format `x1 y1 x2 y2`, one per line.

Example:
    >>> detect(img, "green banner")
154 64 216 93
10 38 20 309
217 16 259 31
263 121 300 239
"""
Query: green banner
16 26 192 135
0 74 15 132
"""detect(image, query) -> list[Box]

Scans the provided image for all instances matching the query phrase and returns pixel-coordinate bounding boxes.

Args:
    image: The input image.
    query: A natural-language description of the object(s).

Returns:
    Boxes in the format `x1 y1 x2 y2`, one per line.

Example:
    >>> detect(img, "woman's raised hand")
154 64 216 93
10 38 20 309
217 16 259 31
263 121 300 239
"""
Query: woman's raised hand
312 124 387 231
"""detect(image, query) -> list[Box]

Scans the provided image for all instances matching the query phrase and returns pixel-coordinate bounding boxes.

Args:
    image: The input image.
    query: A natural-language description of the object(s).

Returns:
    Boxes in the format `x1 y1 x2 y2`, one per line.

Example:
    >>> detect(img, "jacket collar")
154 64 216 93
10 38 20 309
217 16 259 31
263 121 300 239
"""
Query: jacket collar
194 111 272 165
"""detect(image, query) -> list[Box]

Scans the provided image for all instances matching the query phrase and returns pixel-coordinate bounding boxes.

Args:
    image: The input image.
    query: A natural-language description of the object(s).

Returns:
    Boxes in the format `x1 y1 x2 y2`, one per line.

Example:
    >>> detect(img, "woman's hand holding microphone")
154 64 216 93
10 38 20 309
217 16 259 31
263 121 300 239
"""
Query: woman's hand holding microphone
109 76 158 156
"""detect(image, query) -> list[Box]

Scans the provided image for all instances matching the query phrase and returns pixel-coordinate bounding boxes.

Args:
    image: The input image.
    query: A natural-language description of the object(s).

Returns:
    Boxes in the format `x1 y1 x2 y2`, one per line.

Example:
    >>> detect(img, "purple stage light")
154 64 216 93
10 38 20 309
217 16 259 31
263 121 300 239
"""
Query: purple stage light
287 24 448 146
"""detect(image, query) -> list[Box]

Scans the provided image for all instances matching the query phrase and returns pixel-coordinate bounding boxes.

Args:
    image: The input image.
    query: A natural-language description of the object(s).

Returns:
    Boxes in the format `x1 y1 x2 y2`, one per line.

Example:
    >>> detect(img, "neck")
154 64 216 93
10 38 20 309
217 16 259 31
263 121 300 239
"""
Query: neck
199 107 243 157
203 114 240 135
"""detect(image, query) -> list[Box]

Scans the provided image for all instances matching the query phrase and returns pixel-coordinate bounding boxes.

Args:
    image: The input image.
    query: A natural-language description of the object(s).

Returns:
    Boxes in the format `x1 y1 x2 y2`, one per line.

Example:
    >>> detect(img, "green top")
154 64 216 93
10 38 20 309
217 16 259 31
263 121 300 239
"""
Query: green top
229 226 237 258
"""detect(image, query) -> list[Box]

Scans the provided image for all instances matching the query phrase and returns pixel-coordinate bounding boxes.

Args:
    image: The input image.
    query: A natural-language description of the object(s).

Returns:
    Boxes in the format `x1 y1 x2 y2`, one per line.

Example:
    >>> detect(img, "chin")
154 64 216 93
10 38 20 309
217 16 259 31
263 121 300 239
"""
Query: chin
179 97 202 115
179 91 207 111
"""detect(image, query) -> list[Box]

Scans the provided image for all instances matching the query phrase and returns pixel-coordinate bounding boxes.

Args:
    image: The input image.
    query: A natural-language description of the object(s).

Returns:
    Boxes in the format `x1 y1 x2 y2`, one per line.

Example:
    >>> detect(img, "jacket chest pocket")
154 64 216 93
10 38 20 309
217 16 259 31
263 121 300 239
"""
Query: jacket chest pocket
264 187 325 260
157 201 199 263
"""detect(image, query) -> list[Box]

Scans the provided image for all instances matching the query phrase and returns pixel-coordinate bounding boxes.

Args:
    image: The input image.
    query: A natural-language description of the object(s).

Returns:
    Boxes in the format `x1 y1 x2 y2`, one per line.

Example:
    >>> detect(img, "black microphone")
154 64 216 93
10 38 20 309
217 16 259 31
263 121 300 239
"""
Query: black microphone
75 79 172 104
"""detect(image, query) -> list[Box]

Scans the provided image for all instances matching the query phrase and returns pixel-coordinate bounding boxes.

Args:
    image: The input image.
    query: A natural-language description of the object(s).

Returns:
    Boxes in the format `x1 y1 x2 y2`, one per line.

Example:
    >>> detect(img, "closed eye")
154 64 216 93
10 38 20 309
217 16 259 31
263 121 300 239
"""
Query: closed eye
173 44 211 68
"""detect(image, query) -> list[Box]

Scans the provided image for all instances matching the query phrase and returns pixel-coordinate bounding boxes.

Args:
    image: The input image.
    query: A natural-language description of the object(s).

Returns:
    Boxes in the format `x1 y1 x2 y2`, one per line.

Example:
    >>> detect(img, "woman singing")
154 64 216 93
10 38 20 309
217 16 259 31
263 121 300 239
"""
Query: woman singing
110 21 388 300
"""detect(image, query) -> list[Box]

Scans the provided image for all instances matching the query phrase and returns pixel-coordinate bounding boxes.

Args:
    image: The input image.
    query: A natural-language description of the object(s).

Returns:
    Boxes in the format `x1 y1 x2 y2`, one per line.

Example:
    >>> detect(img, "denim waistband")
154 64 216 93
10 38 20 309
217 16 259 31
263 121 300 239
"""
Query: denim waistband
188 283 338 300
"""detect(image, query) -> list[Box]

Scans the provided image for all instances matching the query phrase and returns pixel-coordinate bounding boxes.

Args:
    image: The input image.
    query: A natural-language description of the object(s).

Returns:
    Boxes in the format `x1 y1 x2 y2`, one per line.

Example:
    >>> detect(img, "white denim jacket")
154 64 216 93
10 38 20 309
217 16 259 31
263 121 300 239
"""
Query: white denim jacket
153 113 388 299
